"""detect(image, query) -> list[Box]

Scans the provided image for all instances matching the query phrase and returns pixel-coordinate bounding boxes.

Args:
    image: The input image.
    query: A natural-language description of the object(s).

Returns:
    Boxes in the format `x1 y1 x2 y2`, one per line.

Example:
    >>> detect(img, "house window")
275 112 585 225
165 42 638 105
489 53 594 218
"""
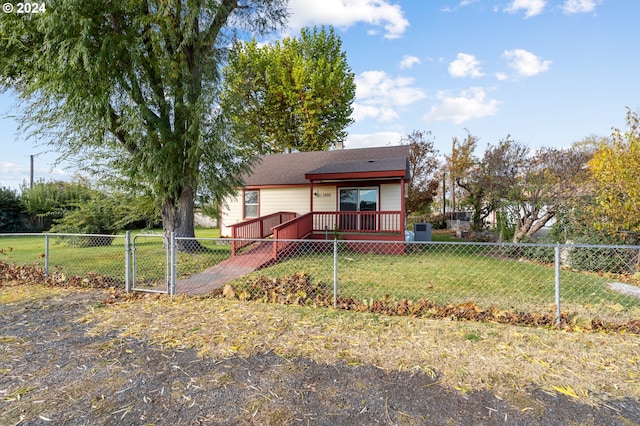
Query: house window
244 190 259 218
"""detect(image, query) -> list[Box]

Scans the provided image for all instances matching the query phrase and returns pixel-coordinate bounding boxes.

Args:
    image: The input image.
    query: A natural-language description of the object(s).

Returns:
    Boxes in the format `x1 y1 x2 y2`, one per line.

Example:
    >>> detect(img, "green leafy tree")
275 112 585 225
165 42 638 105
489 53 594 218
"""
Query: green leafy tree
221 26 356 154
0 0 288 248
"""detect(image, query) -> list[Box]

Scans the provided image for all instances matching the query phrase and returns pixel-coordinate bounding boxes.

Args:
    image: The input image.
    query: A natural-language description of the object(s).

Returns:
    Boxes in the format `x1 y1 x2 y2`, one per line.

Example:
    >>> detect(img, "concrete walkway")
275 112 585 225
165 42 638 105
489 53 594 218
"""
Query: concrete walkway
607 282 640 298
177 242 274 295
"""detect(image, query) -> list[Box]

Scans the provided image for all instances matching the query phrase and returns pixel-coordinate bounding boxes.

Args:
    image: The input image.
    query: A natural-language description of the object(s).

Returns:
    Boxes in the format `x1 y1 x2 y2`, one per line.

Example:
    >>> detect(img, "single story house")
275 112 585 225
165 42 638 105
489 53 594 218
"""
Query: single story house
220 145 411 255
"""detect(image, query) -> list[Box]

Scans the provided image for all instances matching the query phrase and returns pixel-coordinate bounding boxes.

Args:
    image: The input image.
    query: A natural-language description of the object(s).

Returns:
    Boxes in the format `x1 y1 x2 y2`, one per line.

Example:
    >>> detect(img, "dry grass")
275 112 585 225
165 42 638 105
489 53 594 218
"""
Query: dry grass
74 290 640 407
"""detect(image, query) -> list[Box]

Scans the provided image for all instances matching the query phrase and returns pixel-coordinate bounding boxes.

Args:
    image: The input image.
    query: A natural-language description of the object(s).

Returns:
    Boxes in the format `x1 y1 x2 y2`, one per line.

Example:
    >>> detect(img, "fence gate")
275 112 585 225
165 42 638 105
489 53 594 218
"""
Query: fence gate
131 233 171 294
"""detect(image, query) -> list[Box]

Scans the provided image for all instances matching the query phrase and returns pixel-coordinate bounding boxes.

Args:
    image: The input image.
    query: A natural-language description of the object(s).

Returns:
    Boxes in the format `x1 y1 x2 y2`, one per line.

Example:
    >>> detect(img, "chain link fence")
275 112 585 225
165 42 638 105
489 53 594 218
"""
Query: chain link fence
0 233 127 288
1 233 639 326
175 238 640 326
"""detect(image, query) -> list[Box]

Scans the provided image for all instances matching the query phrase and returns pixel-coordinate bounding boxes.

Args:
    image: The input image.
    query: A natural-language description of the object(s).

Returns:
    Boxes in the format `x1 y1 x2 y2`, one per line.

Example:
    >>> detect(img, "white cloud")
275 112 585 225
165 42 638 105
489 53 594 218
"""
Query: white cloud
504 0 546 18
504 49 551 77
353 70 426 122
422 87 500 124
356 71 426 106
399 55 421 70
287 0 409 39
442 0 479 12
449 53 484 78
346 132 403 149
352 104 399 122
495 72 509 81
0 161 28 189
0 161 70 191
562 0 599 14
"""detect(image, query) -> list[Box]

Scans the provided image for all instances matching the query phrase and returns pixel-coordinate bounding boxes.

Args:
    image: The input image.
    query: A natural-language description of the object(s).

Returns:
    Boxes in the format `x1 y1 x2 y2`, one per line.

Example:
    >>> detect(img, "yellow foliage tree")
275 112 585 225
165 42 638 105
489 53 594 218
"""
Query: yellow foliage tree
588 109 640 233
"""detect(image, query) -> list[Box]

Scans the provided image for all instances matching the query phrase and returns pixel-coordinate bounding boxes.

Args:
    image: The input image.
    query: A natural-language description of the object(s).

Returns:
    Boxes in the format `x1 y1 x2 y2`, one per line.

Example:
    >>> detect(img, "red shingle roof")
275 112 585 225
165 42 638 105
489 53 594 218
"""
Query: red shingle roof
242 146 411 186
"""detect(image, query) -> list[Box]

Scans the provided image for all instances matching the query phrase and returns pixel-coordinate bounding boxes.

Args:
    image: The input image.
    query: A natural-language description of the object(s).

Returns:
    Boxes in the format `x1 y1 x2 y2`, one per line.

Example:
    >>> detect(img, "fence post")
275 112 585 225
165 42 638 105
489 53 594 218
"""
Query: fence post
124 231 131 293
170 232 177 296
333 238 338 308
44 233 49 278
555 243 561 327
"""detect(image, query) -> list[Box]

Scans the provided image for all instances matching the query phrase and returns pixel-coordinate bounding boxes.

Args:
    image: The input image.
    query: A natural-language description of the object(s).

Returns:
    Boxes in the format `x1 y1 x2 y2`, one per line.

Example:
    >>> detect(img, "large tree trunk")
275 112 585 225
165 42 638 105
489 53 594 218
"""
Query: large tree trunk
161 184 203 252
470 197 484 231
512 211 555 243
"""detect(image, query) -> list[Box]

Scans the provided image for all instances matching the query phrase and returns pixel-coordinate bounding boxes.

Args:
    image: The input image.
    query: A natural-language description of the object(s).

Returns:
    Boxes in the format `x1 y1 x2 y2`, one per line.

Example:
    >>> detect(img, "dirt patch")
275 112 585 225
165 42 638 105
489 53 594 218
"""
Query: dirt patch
1 285 639 425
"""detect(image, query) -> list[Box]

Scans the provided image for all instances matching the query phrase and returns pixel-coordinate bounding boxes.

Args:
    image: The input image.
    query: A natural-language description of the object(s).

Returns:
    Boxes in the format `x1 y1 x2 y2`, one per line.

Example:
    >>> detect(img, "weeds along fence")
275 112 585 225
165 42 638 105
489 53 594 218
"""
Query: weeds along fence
1 233 639 326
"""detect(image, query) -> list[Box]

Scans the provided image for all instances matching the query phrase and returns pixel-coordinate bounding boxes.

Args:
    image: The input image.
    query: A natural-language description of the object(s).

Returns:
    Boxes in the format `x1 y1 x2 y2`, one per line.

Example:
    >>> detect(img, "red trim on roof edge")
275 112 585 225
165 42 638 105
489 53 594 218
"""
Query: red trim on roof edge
304 170 406 181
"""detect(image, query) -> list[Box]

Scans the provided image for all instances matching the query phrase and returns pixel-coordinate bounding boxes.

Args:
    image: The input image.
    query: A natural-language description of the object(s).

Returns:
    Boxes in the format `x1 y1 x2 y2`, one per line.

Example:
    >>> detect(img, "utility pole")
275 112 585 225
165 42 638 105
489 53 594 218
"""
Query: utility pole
30 155 34 189
450 138 456 219
442 172 446 217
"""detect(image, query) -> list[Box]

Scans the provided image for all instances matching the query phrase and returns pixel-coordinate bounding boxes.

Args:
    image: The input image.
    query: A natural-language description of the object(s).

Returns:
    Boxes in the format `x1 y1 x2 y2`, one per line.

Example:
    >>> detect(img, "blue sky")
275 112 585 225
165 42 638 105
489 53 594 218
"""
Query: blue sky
2 0 639 190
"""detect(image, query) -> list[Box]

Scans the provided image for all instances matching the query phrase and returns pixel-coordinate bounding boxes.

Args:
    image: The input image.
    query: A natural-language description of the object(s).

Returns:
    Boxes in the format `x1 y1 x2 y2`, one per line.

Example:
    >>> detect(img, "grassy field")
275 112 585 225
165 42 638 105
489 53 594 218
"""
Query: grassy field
2 284 639 421
75 288 640 407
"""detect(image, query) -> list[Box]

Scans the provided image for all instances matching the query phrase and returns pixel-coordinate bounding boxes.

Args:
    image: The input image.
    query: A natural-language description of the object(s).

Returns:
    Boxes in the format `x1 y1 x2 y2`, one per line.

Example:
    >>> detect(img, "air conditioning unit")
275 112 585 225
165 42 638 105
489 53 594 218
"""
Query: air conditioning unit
414 223 432 242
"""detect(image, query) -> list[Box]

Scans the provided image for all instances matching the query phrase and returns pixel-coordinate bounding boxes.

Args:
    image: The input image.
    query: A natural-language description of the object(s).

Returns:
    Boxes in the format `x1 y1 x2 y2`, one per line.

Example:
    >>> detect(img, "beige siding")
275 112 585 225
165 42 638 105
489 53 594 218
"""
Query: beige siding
312 185 337 212
380 183 401 210
311 186 337 231
220 187 311 237
260 187 310 216
380 184 401 231
220 192 243 237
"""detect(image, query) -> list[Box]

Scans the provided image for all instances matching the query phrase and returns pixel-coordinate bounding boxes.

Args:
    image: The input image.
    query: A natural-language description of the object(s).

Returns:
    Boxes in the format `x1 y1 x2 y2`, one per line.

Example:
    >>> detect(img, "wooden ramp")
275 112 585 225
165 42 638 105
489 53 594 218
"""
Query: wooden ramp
177 242 273 295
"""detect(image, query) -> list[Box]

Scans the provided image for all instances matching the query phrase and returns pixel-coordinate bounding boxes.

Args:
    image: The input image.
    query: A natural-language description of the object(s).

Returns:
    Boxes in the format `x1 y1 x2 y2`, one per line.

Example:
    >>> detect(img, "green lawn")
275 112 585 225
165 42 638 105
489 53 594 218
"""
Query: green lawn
233 243 640 320
430 230 466 242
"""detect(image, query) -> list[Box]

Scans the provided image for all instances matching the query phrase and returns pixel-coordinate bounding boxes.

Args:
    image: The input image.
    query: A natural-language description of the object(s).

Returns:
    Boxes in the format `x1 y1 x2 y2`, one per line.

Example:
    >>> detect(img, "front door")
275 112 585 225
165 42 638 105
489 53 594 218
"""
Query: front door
338 187 378 231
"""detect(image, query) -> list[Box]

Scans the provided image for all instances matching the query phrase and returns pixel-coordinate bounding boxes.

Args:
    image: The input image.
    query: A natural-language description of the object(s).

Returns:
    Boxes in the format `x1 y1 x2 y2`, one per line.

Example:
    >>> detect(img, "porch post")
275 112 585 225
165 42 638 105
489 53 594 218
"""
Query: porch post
231 226 237 256
400 176 406 235
310 180 314 213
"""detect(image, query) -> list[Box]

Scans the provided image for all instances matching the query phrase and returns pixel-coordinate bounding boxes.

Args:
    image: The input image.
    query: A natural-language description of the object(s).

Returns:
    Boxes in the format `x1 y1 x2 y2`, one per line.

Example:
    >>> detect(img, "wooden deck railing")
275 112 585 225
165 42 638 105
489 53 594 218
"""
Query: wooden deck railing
230 210 403 259
228 211 296 255
312 211 402 234
271 213 314 260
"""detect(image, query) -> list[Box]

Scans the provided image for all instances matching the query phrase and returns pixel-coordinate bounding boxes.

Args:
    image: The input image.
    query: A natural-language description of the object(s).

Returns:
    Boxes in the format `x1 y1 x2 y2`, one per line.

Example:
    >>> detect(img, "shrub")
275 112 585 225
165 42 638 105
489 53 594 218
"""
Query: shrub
50 193 121 246
49 187 161 246
570 246 637 274
20 180 92 231
494 210 515 242
539 202 640 274
0 186 24 232
406 213 446 230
